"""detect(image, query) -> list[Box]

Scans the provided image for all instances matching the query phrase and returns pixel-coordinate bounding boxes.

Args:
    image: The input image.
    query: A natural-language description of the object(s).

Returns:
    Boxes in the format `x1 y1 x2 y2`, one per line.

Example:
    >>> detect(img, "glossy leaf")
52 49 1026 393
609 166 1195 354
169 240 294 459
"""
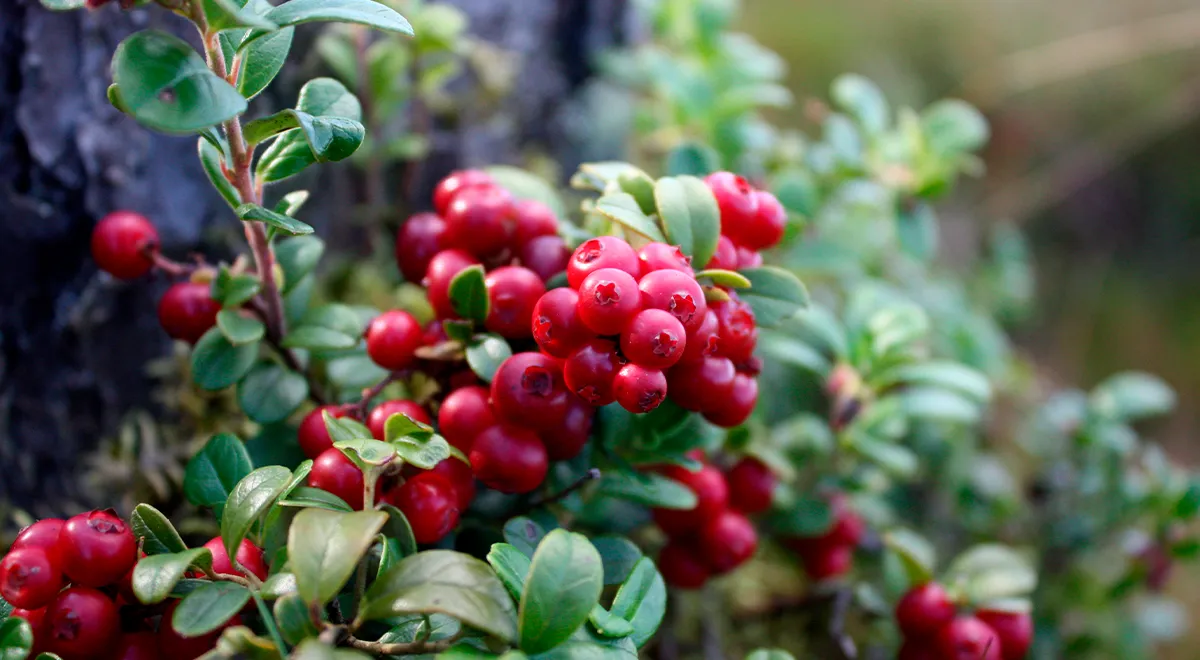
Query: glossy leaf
283 304 364 351
236 203 314 236
198 138 241 208
290 508 387 606
280 486 354 512
589 605 635 638
237 27 295 99
173 582 252 636
211 268 262 307
738 267 810 327
466 334 512 383
203 0 277 31
664 141 720 177
596 471 697 510
243 109 365 164
220 466 292 560
694 269 751 288
487 543 532 601
874 361 991 403
275 593 321 646
594 193 666 243
0 618 33 660
217 310 266 345
884 529 936 587
591 536 643 586
275 236 325 293
191 327 259 391
237 362 309 423
519 530 604 654
944 544 1037 603
616 170 657 215
654 175 720 270
380 504 419 560
184 433 253 516
260 0 413 37
132 548 213 605
393 434 452 469
257 78 362 182
131 504 189 555
334 439 397 469
449 265 489 323
503 517 549 558
608 557 665 647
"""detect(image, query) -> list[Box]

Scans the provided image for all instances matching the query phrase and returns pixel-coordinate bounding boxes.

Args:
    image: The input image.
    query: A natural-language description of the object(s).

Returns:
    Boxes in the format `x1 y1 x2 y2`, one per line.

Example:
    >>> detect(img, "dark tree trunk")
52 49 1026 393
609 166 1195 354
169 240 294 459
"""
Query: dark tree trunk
0 0 629 517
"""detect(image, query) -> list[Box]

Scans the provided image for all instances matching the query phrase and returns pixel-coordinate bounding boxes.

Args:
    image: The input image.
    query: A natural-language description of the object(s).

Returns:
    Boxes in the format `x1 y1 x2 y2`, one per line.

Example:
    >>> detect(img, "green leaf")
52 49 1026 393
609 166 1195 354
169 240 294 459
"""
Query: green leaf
259 0 414 37
487 543 532 601
769 168 818 217
359 550 518 643
874 361 991 403
393 434 452 470
291 639 372 659
243 109 365 164
217 310 266 345
198 138 241 209
275 593 322 646
766 495 833 536
203 0 278 31
519 530 604 654
608 557 665 647
485 166 567 219
831 74 889 134
280 486 354 512
944 544 1037 604
449 265 489 323
616 170 658 215
290 508 387 606
211 268 262 307
593 193 666 243
36 0 84 10
383 413 435 443
0 618 33 660
275 236 325 294
257 78 362 182
746 650 797 660
111 31 247 134
664 141 719 177
466 334 512 383
883 529 936 587
893 388 982 424
591 536 643 586
191 327 259 391
596 472 697 510
896 200 938 262
694 269 751 288
237 27 295 99
173 582 252 636
275 190 310 218
503 517 549 558
379 504 419 560
221 466 292 560
237 362 309 423
1090 371 1176 422
850 434 917 477
654 175 721 269
236 203 314 236
589 606 635 638
739 267 810 327
573 162 649 192
261 572 298 600
922 99 989 155
335 439 398 470
133 548 214 605
131 504 189 555
185 433 253 516
283 304 364 351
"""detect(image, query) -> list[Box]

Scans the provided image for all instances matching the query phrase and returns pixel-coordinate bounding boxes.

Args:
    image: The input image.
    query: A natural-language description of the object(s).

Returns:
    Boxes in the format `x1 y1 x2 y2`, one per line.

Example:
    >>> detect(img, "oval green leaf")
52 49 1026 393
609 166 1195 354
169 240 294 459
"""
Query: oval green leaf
654 175 720 271
466 334 512 383
173 582 252 637
593 193 666 243
449 265 489 323
217 310 266 345
220 466 292 560
191 327 260 391
237 362 309 423
289 508 387 606
130 504 189 556
518 530 604 654
184 433 254 516
608 557 666 647
133 548 214 605
738 266 810 327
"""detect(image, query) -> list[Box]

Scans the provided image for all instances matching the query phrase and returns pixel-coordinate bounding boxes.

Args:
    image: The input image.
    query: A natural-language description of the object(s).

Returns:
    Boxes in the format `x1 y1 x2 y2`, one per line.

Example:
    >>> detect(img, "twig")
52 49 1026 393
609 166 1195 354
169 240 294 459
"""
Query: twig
828 587 857 660
700 583 723 660
341 629 465 655
245 299 330 405
350 370 405 420
519 468 601 513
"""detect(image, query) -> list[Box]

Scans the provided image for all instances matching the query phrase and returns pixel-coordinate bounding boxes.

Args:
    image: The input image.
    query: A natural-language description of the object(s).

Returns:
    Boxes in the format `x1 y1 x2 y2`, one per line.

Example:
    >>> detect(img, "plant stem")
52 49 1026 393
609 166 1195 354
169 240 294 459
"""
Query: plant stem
351 370 404 419
341 630 465 655
252 591 289 653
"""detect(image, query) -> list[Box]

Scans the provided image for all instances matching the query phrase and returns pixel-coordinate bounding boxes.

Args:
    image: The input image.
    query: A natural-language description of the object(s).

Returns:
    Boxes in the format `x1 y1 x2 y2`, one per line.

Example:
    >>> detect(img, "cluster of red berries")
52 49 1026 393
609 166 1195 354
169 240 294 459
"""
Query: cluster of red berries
0 511 265 659
782 493 865 581
702 171 788 268
654 455 777 589
895 582 1032 660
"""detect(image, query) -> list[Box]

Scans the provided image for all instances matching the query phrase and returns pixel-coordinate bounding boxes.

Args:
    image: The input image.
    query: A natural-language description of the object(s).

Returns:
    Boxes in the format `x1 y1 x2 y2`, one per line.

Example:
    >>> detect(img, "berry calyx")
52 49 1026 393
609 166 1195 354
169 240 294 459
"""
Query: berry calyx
651 463 729 536
658 541 710 589
697 510 758 574
0 547 63 609
484 266 546 339
563 339 623 406
61 510 137 588
308 448 369 510
637 269 707 333
437 385 495 453
934 616 1003 660
725 457 776 514
298 405 348 459
386 472 461 544
395 212 447 283
91 211 158 280
621 309 687 369
976 610 1033 660
637 242 692 276
202 537 269 582
157 282 221 344
469 424 549 494
42 587 120 658
433 169 495 216
895 582 956 640
13 519 66 565
512 199 559 246
442 185 514 258
532 288 591 358
490 352 570 431
577 268 641 336
367 400 431 441
424 249 481 319
613 363 667 413
566 236 640 289
365 310 423 371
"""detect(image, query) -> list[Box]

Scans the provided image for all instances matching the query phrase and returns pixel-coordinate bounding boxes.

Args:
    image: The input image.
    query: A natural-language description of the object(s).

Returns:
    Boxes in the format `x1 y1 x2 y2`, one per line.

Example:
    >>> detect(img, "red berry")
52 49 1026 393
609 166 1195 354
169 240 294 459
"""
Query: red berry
469 424 548 494
637 269 707 333
667 356 736 413
705 172 760 248
13 519 66 565
935 616 1003 660
725 457 775 514
10 606 46 629
801 544 853 581
365 310 423 371
437 385 495 453
532 288 592 358
387 473 461 544
896 582 956 640
298 405 347 459
897 640 940 660
42 587 119 658
490 353 570 431
704 235 738 270
61 510 136 588
512 199 559 246
736 246 763 269
747 190 786 250
114 631 161 660
679 308 720 364
484 266 546 338
637 242 692 277
563 339 623 406
367 400 431 441
621 309 687 369
577 268 641 336
395 212 447 283
658 541 710 589
202 537 269 582
424 249 481 319
544 397 593 461
698 510 758 574
828 494 866 547
443 186 514 258
433 169 495 216
976 610 1033 660
157 282 220 344
651 463 729 536
566 237 640 289
0 548 63 609
157 600 241 660
91 211 158 280
701 372 758 427
429 458 477 511
613 363 667 414
517 235 570 282
309 448 368 510
711 296 757 362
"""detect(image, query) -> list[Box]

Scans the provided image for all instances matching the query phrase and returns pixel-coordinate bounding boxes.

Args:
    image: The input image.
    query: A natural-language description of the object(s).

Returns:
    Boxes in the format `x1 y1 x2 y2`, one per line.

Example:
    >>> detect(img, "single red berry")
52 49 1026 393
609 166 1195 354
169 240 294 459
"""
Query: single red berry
91 211 159 280
801 544 854 581
443 186 514 258
387 473 461 544
61 510 136 588
746 190 786 250
702 372 758 427
705 172 760 248
576 268 641 336
651 463 729 536
828 493 866 547
202 537 269 582
563 339 623 406
490 353 570 431
698 510 758 574
368 400 431 441
613 363 667 414
679 308 720 364
437 385 495 453
935 616 1003 660
711 295 757 362
424 249 481 320
667 355 737 413
566 237 640 289
532 288 593 358
658 541 710 589
517 235 570 282
0 548 63 609
704 235 739 270
429 458 477 511
897 640 940 660
114 631 161 660
157 600 241 660
725 457 776 514
395 212 447 283
976 610 1033 660
10 606 46 630
512 199 559 246
433 169 495 216
736 246 763 269
621 309 687 369
13 519 66 565
42 587 119 658
469 424 549 494
308 448 369 510
484 266 546 338
365 310 423 371
638 269 707 333
298 404 348 459
157 282 220 344
637 242 692 277
896 582 956 640
544 396 593 461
